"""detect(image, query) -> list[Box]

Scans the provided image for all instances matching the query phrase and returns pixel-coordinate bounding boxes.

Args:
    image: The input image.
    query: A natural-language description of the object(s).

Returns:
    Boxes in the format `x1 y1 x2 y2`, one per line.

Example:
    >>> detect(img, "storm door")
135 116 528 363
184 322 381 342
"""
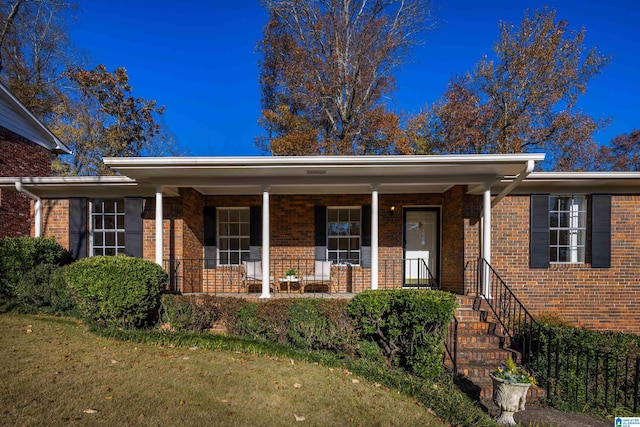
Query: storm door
403 209 439 287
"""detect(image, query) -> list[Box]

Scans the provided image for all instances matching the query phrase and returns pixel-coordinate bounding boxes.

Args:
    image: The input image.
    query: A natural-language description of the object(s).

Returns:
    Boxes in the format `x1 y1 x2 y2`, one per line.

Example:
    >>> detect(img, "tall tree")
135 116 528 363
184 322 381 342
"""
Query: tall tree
410 8 610 170
0 0 78 120
597 130 640 171
51 65 166 176
257 0 433 155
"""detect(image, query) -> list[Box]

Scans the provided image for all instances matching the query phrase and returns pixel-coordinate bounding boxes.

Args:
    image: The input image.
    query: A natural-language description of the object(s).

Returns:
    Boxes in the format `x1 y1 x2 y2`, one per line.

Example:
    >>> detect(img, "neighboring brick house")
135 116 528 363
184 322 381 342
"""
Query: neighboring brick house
1 154 638 334
0 83 70 237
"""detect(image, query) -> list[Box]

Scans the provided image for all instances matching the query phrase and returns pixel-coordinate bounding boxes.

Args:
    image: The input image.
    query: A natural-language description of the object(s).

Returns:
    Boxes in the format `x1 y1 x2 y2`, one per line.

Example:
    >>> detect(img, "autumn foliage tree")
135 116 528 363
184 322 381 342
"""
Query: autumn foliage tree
0 0 182 175
410 8 610 170
51 65 165 175
597 130 640 171
257 0 433 155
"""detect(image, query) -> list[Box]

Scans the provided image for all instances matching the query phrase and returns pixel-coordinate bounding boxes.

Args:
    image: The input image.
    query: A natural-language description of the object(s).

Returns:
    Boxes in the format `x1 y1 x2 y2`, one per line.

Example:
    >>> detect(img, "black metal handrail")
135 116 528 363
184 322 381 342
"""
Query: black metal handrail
467 257 639 414
444 316 458 375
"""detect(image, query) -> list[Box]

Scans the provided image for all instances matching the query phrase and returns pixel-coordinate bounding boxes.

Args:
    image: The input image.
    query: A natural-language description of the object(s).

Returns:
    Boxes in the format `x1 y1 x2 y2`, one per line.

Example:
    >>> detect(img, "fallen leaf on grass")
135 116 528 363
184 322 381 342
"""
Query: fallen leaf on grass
294 414 305 421
182 356 190 360
189 346 198 351
293 383 302 388
26 329 33 334
83 409 98 414
111 360 118 364
105 396 113 400
352 379 360 384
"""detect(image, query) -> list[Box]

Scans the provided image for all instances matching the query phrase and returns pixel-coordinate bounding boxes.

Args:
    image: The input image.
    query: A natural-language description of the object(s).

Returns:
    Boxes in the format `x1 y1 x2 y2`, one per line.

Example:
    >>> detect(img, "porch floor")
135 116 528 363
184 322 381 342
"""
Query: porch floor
183 292 357 300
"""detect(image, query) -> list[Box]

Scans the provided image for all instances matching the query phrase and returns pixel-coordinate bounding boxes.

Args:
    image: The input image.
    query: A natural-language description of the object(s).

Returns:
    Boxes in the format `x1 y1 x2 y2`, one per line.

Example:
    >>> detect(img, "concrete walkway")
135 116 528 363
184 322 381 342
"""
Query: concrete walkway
480 399 611 427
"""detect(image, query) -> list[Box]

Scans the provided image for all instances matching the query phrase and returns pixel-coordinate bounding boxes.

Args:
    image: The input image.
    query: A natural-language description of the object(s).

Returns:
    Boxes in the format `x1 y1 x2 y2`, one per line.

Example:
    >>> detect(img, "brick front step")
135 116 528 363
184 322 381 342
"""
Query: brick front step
456 347 519 364
457 333 505 349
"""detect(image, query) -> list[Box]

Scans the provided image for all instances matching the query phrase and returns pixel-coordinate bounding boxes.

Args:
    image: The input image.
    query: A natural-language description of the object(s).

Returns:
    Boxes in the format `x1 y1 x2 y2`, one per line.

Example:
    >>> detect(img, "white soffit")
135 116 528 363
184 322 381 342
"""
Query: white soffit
494 172 640 194
104 154 545 194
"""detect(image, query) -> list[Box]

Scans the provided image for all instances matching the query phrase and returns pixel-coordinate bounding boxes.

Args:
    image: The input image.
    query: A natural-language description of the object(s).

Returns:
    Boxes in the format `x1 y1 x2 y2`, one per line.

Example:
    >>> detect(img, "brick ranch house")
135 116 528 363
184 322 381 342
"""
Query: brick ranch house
0 83 71 237
1 154 639 334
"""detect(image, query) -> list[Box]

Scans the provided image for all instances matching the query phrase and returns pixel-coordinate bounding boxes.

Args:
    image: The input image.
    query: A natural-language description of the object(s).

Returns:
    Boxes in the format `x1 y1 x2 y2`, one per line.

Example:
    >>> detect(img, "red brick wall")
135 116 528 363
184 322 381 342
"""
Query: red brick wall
0 126 52 237
466 194 640 334
41 199 69 248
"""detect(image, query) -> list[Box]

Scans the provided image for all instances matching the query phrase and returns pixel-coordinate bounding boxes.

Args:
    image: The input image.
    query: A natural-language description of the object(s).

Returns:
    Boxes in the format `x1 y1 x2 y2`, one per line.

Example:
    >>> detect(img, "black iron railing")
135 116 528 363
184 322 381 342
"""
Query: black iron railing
444 316 458 375
164 257 439 294
466 257 640 414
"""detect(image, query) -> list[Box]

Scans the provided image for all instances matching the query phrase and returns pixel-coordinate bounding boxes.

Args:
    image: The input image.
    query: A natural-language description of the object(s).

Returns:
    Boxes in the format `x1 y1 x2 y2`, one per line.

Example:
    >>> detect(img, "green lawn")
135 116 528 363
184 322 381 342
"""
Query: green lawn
0 313 445 426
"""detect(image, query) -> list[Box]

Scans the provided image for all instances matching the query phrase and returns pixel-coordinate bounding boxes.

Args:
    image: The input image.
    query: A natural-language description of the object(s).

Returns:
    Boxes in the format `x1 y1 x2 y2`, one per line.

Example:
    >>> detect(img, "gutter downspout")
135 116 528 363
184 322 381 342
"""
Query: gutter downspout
15 181 42 237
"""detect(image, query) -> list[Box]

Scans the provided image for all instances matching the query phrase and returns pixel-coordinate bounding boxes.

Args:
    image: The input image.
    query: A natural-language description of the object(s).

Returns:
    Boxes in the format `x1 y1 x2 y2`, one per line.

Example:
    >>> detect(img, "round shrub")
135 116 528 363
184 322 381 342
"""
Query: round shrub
14 264 76 315
0 236 72 306
66 255 167 328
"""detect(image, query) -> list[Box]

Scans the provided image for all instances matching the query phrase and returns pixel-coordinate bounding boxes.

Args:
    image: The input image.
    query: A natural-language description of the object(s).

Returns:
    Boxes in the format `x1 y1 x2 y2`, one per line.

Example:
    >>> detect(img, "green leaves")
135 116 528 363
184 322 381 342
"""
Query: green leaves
65 255 167 328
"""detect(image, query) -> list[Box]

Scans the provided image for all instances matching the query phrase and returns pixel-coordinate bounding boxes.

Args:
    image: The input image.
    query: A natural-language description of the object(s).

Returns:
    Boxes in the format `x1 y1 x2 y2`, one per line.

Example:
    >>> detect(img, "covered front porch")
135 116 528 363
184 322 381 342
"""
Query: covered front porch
104 154 544 298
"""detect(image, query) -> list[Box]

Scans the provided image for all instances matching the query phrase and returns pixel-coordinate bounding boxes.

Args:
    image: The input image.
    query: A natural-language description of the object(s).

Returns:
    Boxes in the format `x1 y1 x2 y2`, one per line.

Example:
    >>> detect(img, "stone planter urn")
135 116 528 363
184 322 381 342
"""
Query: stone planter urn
489 373 531 426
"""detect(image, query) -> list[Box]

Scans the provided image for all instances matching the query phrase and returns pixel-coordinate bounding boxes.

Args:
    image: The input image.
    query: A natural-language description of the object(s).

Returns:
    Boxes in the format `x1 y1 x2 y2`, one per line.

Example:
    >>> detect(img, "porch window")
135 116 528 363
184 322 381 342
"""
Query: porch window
218 207 250 265
90 199 125 256
327 207 361 264
549 195 586 263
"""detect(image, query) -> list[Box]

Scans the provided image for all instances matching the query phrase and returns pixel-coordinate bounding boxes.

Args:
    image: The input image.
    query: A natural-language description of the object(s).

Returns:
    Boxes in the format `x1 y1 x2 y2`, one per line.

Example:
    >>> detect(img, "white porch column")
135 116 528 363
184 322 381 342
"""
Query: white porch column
482 184 491 297
155 187 163 266
260 186 271 299
371 185 379 290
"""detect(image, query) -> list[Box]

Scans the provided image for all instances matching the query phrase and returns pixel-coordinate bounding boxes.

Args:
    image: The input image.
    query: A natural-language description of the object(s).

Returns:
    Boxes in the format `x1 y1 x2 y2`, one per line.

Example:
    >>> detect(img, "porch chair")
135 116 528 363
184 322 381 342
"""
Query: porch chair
301 260 334 293
241 261 274 293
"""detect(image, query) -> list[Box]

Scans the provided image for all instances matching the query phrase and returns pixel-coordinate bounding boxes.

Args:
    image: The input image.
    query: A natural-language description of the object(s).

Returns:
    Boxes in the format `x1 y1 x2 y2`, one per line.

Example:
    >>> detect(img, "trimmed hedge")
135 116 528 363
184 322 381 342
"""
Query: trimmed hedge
0 237 72 307
14 264 77 316
66 255 167 328
348 289 457 379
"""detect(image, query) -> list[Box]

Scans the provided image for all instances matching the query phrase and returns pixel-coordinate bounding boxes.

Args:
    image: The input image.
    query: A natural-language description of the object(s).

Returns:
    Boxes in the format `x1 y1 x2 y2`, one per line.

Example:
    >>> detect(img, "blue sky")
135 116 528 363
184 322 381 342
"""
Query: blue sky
71 1 639 156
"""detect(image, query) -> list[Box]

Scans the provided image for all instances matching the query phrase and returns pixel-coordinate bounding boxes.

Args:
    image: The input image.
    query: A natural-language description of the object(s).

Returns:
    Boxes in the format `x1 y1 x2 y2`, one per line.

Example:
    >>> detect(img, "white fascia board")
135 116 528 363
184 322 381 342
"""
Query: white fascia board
0 82 71 154
104 153 546 168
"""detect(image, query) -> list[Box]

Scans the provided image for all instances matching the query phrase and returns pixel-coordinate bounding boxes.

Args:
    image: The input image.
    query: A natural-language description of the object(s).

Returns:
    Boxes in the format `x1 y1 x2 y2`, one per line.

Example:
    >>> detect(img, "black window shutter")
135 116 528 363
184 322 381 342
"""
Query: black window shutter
361 205 372 268
124 198 143 258
591 194 611 268
361 205 371 246
203 206 217 246
250 206 262 246
68 198 87 260
203 206 217 268
314 206 326 260
530 195 550 268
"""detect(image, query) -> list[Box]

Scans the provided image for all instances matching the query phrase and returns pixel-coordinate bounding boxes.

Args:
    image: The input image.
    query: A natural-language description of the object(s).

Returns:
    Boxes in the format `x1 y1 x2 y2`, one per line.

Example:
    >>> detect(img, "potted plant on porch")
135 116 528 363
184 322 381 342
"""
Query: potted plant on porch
285 268 298 280
489 356 536 426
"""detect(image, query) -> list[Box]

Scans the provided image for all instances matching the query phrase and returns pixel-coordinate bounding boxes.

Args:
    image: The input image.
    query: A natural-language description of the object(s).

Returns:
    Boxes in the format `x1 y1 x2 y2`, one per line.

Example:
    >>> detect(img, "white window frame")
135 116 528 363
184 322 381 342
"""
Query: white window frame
549 195 586 264
327 206 361 265
217 207 250 265
90 199 125 256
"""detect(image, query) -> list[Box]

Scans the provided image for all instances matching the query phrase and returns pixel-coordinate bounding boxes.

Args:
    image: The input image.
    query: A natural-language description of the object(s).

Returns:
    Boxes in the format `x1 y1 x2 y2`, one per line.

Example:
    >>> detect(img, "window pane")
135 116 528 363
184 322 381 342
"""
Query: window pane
117 232 125 246
558 247 568 262
328 238 338 250
349 222 360 235
550 230 558 245
219 223 229 236
230 238 239 250
93 201 103 213
239 209 249 222
229 223 239 236
350 209 360 221
240 223 250 236
558 212 569 228
550 247 557 263
328 209 338 222
104 215 115 229
93 216 103 230
230 209 239 222
105 232 115 246
105 248 116 256
117 215 124 230
558 230 569 245
220 253 228 265
219 238 228 250
104 201 115 213
350 238 360 250
240 238 250 250
338 238 348 250
230 253 240 265
549 212 558 228
94 232 103 246
328 252 337 262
